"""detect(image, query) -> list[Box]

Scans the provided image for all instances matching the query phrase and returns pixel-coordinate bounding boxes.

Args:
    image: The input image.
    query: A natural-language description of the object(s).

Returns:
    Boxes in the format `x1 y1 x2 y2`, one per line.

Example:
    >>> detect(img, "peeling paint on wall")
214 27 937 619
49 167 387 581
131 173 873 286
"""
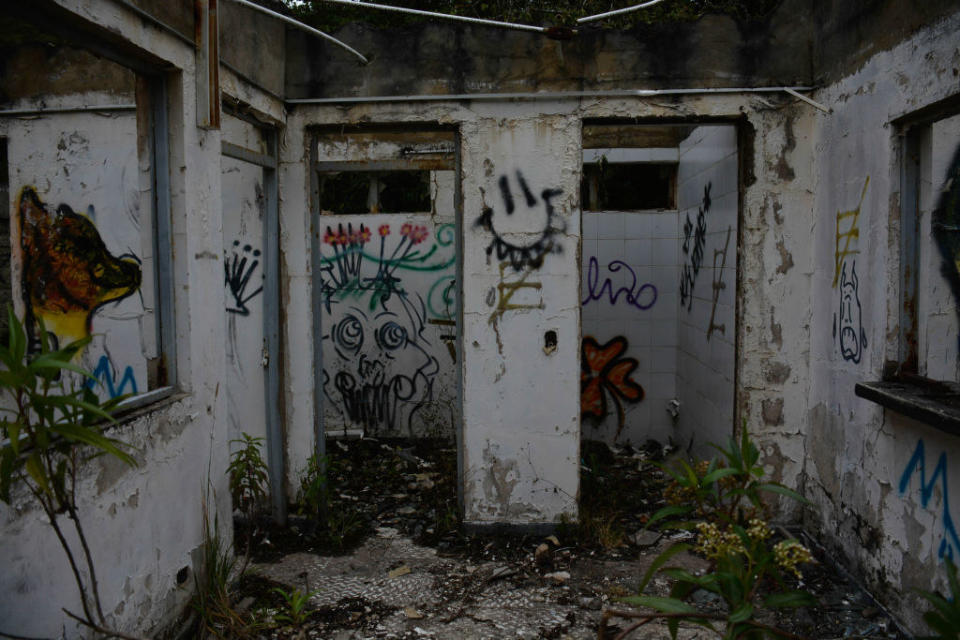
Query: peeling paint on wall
899 439 960 561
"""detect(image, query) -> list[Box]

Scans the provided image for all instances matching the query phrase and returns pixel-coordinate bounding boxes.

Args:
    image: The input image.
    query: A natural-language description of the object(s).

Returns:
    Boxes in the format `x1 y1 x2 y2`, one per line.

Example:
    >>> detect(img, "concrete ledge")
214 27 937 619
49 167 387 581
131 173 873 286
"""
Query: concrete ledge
855 380 960 437
463 521 563 537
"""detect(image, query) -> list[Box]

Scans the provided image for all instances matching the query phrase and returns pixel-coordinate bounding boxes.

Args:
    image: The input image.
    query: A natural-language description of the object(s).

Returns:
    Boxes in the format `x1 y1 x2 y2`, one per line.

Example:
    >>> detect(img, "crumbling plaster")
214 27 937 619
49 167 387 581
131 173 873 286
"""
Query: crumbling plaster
804 9 960 634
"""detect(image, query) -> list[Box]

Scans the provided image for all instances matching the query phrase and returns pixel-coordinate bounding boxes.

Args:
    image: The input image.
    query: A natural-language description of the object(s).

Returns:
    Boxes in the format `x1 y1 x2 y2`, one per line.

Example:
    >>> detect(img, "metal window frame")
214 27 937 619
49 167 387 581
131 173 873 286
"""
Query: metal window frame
150 75 178 394
221 106 286 524
899 126 922 374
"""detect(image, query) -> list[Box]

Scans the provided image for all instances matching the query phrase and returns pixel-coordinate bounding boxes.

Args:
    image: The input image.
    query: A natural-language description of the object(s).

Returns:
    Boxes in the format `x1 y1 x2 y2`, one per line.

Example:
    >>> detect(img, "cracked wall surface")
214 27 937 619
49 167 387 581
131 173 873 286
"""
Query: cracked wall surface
804 10 960 634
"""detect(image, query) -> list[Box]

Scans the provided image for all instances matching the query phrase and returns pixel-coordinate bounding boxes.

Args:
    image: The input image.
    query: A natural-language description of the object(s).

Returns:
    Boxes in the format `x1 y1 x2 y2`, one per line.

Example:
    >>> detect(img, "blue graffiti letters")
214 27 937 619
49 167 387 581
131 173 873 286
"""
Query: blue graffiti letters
899 439 960 561
581 257 657 311
86 354 138 399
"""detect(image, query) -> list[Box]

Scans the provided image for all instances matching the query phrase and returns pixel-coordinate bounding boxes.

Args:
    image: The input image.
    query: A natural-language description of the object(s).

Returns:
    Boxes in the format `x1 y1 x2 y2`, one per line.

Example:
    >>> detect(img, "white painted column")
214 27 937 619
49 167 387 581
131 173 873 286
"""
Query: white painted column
460 110 581 527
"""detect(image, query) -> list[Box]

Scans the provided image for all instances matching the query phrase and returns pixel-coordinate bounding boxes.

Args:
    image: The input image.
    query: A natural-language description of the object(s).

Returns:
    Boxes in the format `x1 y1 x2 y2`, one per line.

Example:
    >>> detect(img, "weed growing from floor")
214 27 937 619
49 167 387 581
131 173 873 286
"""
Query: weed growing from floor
600 429 817 640
228 432 269 521
272 586 320 627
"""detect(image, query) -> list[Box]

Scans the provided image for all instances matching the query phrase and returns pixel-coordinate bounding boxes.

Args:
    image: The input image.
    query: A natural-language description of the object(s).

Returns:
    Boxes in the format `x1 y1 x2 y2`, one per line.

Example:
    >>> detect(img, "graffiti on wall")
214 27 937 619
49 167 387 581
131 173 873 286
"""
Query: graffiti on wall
581 335 645 439
832 177 867 288
581 257 657 311
85 353 138 399
475 170 565 270
831 178 869 362
707 226 732 340
319 222 455 314
16 186 142 352
489 263 544 325
833 261 867 363
680 183 711 311
932 145 960 311
899 439 960 561
225 240 263 316
320 221 454 434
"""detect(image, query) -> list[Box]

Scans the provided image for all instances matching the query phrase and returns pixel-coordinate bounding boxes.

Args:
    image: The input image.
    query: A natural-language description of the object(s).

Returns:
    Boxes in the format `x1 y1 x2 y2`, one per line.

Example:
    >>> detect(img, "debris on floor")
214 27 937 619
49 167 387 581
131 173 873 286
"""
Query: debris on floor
228 438 910 639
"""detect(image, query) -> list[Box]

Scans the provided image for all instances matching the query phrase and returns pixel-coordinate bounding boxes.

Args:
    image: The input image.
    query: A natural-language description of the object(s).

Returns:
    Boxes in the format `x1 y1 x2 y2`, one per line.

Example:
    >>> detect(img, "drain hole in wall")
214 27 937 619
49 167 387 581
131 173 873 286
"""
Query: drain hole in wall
544 330 558 355
176 566 190 585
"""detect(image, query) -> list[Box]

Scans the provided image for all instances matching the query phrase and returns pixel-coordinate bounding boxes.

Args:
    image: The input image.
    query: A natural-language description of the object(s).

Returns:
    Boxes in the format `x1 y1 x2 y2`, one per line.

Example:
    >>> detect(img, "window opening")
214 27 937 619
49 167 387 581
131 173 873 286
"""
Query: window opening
0 18 176 407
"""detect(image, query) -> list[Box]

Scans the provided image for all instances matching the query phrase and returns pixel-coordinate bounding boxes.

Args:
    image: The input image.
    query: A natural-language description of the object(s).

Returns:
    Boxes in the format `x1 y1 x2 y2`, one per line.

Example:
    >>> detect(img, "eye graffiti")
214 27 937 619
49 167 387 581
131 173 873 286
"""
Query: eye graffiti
475 170 565 271
323 298 439 435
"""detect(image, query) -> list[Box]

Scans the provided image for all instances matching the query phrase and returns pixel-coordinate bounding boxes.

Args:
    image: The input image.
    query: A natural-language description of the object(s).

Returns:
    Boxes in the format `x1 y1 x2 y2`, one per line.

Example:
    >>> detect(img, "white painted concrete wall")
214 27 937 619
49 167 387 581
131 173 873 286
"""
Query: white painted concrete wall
0 0 275 633
460 110 581 525
805 9 960 634
676 125 738 456
222 113 268 446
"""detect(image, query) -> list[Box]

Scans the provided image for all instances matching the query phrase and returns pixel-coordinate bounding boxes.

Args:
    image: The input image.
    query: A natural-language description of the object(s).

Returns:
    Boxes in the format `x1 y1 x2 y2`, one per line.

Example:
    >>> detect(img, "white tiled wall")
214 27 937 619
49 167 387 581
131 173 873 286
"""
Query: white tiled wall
675 125 738 455
581 209 679 445
580 125 738 448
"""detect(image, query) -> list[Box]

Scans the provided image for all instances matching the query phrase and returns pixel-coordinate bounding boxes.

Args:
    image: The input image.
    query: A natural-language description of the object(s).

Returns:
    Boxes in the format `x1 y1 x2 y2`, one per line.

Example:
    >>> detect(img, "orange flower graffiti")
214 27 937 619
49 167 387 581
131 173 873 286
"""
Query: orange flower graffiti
580 336 644 438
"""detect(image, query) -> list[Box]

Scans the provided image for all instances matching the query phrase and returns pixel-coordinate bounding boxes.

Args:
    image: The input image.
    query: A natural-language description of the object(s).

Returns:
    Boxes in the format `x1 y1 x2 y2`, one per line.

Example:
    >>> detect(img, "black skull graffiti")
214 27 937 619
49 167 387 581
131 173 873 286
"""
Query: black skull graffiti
323 294 439 435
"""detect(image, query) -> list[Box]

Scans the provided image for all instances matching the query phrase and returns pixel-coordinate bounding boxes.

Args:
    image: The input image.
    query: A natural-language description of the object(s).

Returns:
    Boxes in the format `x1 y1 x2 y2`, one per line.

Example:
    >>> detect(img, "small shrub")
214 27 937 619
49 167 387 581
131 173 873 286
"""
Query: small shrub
297 452 330 517
603 429 817 640
272 586 319 627
228 433 269 519
0 309 138 636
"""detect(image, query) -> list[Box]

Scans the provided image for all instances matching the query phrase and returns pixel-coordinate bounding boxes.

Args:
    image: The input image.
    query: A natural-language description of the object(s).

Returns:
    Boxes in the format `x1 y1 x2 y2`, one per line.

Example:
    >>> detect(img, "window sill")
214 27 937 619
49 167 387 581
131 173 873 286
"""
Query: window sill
855 379 960 437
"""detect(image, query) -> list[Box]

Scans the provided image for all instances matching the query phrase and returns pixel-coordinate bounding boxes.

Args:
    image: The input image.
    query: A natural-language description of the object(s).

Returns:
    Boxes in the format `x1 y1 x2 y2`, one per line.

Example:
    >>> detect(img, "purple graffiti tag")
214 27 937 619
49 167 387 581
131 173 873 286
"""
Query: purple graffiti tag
582 257 658 311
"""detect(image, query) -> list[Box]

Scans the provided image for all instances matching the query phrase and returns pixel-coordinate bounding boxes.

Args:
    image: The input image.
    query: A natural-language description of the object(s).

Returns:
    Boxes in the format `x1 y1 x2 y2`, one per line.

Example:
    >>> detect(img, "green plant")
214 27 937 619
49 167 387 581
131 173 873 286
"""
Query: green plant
297 452 330 517
600 430 816 640
271 586 319 626
191 503 264 639
917 558 960 639
228 432 269 519
0 309 140 638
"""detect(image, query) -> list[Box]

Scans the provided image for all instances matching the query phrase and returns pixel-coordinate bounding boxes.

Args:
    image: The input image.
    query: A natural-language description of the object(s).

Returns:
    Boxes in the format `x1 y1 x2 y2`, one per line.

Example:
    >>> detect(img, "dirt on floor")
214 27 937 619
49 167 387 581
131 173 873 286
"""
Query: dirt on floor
221 438 911 640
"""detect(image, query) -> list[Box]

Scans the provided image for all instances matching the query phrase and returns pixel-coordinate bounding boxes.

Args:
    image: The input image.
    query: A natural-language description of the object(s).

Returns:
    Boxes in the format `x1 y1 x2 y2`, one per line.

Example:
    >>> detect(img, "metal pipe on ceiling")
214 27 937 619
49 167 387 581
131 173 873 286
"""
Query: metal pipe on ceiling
318 0 552 34
578 0 670 24
286 86 819 106
225 0 370 64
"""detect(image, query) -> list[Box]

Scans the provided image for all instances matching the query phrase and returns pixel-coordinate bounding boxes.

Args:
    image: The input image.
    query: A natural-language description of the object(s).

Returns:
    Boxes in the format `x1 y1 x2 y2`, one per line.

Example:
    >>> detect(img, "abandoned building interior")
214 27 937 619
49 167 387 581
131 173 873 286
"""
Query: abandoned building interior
0 0 959 637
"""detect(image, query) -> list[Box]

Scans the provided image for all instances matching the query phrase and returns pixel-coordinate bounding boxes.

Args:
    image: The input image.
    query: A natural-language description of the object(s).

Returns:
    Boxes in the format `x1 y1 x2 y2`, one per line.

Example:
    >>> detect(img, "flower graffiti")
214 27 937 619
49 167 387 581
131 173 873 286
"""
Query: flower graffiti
580 335 645 439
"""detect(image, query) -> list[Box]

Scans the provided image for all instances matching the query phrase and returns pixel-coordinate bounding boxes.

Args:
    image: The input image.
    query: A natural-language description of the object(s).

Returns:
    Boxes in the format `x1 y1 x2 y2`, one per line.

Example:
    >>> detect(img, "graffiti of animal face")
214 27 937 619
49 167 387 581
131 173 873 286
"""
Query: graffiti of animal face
323 294 439 435
16 186 141 350
837 260 867 363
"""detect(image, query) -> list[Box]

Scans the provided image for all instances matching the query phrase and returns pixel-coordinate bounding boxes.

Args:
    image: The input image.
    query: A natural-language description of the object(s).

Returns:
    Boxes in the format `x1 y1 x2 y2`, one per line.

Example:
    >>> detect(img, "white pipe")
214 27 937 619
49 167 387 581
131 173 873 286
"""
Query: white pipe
319 0 550 34
784 87 831 113
0 104 137 116
578 0 669 24
225 0 369 64
287 86 817 105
